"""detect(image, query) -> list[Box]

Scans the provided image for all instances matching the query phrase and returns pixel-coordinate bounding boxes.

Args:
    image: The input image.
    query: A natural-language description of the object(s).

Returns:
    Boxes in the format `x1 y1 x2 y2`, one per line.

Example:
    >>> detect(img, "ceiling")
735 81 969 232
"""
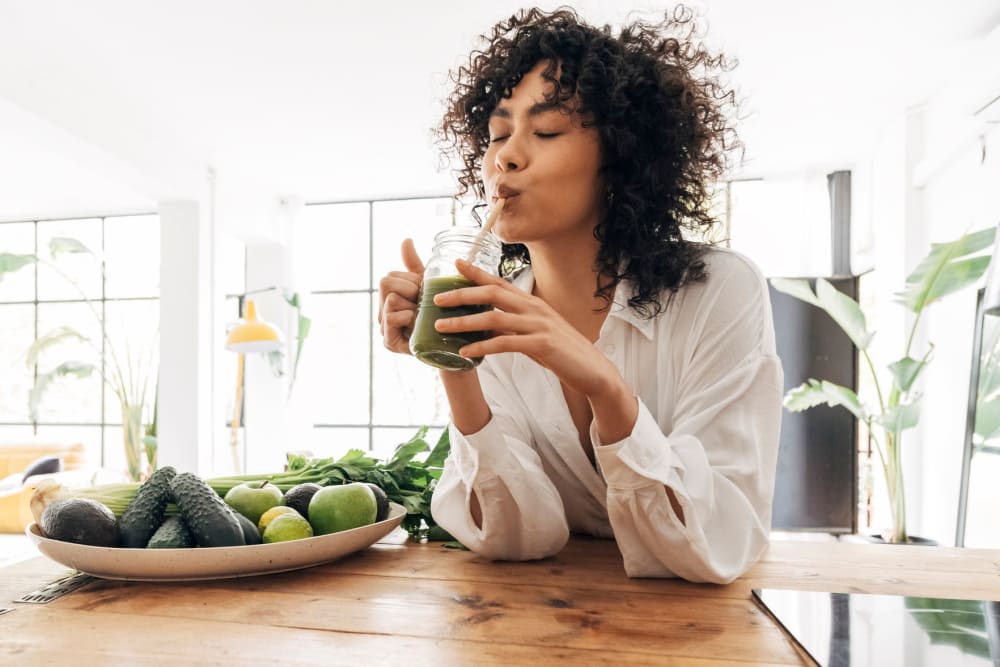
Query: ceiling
1 0 998 224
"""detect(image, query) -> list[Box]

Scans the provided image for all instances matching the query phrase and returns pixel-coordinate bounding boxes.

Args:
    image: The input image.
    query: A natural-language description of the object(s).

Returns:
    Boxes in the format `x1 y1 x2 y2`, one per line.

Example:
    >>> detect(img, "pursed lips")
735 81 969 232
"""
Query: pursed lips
492 185 521 204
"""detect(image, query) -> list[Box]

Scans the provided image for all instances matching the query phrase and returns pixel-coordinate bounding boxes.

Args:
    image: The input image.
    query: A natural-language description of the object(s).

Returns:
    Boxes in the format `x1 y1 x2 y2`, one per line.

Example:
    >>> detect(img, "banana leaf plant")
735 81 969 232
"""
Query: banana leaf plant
0 237 158 481
262 289 312 398
905 596 999 660
771 226 996 544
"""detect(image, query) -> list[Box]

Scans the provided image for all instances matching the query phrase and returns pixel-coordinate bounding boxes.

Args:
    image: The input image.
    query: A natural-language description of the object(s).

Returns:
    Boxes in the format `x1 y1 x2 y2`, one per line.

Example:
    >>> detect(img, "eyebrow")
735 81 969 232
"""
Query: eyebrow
490 101 562 119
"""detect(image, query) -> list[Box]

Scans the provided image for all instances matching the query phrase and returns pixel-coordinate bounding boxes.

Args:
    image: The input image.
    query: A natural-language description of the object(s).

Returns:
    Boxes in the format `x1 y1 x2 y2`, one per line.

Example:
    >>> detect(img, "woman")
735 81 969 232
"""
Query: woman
378 6 783 583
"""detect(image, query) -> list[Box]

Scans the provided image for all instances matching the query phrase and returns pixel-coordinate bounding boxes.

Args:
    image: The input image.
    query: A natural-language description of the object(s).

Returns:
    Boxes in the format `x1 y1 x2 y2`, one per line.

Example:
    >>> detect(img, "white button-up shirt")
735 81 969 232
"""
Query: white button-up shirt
430 247 784 583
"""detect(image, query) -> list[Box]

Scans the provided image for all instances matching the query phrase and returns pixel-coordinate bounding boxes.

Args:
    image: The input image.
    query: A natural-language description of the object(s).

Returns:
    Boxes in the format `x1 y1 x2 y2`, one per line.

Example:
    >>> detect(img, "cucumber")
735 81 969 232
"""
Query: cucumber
118 466 177 548
170 472 246 547
146 515 194 548
234 511 262 545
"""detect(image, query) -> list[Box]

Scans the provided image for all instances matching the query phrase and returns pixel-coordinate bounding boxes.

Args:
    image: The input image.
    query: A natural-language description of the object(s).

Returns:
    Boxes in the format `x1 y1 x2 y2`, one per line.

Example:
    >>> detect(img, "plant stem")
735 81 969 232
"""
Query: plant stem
882 430 908 543
904 312 922 359
867 420 888 474
862 350 886 414
42 257 130 404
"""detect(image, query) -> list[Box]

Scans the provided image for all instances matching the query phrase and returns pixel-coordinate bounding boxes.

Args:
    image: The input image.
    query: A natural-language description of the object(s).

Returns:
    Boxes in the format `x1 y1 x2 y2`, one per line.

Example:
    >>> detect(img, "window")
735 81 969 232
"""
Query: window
0 214 160 471
295 197 455 461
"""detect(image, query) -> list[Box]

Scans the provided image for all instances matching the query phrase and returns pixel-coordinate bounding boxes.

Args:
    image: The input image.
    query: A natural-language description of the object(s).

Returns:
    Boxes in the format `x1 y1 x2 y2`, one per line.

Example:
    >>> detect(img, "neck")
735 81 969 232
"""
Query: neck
526 233 609 342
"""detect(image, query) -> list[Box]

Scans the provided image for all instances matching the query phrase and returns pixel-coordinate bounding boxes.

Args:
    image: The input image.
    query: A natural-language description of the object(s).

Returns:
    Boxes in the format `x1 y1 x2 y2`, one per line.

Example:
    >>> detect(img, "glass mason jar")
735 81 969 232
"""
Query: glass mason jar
410 227 502 371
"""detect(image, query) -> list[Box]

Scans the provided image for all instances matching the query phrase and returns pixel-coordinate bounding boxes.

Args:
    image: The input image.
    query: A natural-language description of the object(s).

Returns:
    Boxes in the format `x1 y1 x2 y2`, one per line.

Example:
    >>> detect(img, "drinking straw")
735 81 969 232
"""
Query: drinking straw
466 198 506 262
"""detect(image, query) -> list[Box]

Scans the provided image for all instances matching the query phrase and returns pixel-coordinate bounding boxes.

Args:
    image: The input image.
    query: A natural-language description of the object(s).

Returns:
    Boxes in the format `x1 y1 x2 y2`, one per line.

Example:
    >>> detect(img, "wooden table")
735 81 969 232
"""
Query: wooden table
2 533 1000 666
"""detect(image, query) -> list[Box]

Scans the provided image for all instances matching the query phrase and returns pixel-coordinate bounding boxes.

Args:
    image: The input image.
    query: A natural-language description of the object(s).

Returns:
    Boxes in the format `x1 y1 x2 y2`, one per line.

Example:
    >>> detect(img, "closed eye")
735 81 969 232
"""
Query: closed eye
490 135 509 144
535 132 561 139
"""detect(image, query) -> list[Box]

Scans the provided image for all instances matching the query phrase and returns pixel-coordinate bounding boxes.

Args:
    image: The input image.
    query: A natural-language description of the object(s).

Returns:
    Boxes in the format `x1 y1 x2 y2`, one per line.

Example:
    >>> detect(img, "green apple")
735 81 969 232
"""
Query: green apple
224 480 284 524
262 513 313 543
308 482 377 535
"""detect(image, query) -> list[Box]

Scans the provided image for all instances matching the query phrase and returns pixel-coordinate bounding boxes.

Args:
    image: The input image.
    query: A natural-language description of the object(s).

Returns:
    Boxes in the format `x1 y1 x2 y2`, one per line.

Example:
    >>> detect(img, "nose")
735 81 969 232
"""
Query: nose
494 132 526 173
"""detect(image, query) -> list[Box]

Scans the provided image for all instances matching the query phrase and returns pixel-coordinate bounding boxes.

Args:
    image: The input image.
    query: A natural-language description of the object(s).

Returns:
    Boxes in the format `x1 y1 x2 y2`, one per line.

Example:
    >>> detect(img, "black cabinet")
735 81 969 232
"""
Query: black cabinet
768 276 858 533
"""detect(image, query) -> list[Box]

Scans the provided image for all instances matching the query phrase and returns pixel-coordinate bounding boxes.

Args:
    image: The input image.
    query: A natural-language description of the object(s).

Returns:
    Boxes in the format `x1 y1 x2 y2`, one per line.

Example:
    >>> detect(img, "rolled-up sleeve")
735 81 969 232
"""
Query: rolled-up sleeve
430 250 784 581
594 353 783 582
594 259 784 583
430 364 570 561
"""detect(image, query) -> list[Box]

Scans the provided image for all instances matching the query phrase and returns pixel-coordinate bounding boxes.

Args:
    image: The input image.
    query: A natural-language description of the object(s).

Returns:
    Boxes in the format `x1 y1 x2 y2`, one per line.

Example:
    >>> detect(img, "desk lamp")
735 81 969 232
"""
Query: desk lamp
225 299 284 472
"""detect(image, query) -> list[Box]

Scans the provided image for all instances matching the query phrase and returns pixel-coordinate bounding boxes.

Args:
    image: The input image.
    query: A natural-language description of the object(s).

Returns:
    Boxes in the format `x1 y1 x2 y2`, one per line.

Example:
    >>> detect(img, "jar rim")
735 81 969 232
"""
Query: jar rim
432 226 501 248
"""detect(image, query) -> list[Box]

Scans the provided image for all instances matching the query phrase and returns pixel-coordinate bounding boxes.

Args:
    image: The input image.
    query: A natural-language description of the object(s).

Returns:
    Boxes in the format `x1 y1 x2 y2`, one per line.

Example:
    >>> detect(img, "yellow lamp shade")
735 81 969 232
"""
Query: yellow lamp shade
226 299 284 353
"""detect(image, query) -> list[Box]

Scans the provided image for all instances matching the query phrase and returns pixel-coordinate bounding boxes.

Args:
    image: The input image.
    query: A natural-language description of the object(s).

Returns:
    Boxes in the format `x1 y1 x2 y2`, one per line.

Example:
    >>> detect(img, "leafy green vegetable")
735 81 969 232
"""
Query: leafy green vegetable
69 426 453 541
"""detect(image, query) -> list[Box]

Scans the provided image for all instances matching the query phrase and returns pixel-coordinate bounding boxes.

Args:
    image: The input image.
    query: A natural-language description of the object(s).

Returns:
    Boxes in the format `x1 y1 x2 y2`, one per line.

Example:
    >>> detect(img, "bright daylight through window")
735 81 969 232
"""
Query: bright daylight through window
0 215 160 475
292 196 457 461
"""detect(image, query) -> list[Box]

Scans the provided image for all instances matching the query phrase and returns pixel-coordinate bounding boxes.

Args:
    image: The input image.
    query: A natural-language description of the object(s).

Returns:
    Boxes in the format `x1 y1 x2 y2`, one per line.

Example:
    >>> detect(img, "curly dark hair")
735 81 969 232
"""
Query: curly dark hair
436 5 741 317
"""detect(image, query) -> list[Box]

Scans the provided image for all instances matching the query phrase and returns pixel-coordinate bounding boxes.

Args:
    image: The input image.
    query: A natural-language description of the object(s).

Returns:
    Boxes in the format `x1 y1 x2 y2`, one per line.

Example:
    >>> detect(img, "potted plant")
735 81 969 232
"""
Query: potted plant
0 237 158 482
771 226 995 544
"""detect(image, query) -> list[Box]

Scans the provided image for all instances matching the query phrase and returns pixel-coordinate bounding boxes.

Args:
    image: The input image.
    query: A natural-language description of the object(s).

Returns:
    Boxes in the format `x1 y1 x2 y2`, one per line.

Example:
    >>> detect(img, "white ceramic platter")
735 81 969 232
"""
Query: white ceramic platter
25 502 406 582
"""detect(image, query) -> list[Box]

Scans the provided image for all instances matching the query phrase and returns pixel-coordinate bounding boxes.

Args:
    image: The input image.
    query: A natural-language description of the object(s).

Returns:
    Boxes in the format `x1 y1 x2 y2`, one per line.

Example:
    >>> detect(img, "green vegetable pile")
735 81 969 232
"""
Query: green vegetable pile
64 426 452 540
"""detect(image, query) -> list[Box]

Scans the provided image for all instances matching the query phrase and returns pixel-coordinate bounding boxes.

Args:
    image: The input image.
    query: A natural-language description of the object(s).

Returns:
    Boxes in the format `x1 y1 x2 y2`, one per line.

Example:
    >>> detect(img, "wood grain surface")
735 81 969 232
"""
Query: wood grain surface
3 533 999 666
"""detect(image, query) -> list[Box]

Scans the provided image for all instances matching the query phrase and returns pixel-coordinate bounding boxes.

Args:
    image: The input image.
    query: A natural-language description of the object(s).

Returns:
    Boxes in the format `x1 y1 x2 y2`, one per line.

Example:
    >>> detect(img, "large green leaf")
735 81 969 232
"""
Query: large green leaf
386 427 430 471
888 356 927 394
0 253 38 281
283 291 311 398
25 326 90 368
895 227 995 314
424 428 451 470
783 379 867 422
770 278 873 350
49 236 96 258
816 278 874 350
769 278 821 308
974 394 1000 443
874 397 922 435
29 361 96 421
905 597 990 659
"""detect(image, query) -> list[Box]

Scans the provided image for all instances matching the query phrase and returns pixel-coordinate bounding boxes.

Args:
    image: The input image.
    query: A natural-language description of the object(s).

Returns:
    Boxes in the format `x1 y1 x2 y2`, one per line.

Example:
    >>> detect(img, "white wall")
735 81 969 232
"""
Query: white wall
915 121 1000 544
855 59 1000 542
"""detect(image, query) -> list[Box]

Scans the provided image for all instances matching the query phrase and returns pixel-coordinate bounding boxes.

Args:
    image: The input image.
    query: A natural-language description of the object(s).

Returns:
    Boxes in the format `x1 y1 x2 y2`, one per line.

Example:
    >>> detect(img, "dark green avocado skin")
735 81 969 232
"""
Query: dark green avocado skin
365 483 390 522
284 482 322 518
41 498 120 548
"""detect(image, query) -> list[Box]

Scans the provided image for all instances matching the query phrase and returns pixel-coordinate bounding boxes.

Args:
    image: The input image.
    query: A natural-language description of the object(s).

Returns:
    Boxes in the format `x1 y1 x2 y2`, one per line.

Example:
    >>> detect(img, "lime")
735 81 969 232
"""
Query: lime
262 513 314 543
258 505 299 534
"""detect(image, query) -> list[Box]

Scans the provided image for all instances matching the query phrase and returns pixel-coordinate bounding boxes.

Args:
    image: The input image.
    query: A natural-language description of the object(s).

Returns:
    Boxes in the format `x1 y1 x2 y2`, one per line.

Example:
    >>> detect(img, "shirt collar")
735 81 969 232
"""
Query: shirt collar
509 267 656 341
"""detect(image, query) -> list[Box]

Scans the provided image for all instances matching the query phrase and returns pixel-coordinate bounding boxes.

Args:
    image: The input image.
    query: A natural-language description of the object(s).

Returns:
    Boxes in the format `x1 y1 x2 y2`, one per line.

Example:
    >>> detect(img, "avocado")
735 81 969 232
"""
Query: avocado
234 511 262 545
283 482 322 518
21 455 62 482
119 466 177 548
364 483 390 522
170 472 246 547
146 515 194 548
40 498 120 547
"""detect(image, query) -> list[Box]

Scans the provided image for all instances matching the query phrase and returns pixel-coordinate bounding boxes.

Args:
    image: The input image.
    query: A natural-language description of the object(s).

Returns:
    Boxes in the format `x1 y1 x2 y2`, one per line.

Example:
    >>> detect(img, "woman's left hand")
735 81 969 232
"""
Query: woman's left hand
433 259 620 399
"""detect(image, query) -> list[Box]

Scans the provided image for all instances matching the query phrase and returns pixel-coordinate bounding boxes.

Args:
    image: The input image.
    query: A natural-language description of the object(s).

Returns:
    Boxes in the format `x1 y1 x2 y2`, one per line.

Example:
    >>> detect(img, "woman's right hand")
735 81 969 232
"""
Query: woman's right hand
377 238 425 355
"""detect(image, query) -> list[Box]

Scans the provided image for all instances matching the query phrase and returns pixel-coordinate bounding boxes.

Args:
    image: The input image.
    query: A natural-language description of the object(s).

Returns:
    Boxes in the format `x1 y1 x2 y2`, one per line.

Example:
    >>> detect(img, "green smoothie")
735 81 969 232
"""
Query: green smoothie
410 275 492 370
